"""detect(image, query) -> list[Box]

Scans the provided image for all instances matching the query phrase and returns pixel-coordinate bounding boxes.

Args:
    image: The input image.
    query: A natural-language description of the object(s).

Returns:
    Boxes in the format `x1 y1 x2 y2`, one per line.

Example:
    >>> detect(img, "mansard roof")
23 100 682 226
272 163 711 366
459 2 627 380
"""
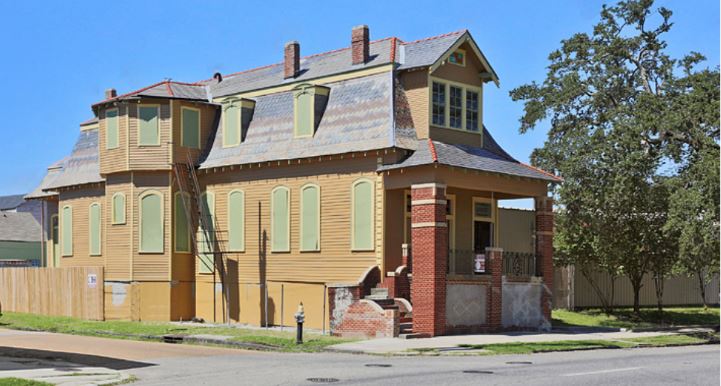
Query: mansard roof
43 128 104 190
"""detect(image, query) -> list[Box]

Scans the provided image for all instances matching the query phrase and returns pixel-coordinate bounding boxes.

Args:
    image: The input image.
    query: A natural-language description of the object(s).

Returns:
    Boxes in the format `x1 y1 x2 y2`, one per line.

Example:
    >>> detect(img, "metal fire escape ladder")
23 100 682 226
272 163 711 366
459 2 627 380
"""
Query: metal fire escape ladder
173 152 231 324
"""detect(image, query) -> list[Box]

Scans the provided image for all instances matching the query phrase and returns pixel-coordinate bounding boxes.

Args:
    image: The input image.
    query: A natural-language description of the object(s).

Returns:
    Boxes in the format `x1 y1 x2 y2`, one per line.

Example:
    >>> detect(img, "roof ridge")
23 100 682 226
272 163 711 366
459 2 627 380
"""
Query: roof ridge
94 80 168 106
202 36 399 83
428 139 438 162
165 82 174 97
401 29 466 45
518 161 562 181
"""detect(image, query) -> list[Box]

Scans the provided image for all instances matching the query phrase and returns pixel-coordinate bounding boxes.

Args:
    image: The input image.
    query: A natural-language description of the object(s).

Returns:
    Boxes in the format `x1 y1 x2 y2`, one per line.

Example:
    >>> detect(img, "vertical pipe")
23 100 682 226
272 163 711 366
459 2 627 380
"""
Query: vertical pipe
280 284 284 331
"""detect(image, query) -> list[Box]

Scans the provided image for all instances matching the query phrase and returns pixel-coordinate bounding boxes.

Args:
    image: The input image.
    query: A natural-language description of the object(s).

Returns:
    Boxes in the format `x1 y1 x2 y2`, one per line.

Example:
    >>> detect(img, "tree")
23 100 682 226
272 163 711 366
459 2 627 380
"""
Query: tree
510 0 719 315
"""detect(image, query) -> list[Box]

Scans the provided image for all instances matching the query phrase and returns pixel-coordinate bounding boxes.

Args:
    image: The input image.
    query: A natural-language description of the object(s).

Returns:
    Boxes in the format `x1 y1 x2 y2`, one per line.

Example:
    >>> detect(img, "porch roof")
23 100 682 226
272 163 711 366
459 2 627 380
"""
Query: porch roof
378 131 560 182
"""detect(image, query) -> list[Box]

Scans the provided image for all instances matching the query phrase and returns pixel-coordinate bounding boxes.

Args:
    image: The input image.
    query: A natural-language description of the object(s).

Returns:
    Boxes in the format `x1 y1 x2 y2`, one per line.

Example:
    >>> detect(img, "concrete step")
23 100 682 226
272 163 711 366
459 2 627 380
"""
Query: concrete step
399 333 424 339
370 287 389 297
364 295 392 302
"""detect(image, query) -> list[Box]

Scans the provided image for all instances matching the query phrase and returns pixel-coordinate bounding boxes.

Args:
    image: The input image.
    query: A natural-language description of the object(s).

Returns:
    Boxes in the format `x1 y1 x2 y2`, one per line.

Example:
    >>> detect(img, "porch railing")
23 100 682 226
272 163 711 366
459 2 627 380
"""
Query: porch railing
502 251 539 277
448 249 490 276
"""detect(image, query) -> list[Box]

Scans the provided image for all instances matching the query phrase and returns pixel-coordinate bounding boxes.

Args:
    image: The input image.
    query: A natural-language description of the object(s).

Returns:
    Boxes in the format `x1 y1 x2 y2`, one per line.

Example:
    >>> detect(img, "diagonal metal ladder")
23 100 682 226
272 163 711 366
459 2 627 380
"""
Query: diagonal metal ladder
173 152 230 324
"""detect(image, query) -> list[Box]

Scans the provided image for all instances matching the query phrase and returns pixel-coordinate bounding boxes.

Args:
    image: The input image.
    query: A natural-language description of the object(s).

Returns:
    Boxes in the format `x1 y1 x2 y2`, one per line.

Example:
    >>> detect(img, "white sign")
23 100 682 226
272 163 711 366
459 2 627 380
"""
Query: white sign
474 254 486 273
87 274 97 289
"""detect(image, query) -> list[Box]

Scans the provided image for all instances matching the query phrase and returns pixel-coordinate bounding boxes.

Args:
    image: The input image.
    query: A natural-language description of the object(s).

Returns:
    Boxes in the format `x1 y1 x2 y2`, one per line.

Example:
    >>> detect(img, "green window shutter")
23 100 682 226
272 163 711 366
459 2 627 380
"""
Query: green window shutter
174 194 190 253
352 181 374 250
223 104 240 147
139 106 159 145
61 206 73 256
182 108 200 148
140 193 163 253
271 187 289 252
228 191 245 251
112 194 125 224
198 193 215 272
89 203 101 255
106 109 119 149
294 90 313 137
300 186 319 251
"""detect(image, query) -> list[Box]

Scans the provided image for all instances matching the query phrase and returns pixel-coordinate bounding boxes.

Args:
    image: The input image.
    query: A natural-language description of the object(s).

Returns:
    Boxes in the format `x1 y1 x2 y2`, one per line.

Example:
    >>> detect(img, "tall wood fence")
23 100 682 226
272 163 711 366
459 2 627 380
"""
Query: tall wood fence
0 267 104 320
554 266 720 309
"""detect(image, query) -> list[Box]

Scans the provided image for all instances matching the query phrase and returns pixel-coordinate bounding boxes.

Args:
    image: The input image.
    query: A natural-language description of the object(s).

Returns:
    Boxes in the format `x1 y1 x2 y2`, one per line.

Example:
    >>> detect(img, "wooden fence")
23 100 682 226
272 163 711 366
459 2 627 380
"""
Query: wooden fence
0 267 104 320
554 266 719 309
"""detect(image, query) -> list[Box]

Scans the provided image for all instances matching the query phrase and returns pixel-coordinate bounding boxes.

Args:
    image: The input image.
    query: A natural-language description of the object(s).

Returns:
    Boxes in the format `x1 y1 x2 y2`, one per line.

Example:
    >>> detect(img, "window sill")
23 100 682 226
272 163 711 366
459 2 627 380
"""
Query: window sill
138 251 165 254
111 222 126 226
351 248 375 253
431 125 481 134
271 249 290 253
300 249 321 253
138 144 162 148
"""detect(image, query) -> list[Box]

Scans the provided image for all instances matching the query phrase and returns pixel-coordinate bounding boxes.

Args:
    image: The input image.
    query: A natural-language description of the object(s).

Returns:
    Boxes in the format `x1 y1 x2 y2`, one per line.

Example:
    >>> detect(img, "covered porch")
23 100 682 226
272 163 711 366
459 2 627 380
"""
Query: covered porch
378 141 558 337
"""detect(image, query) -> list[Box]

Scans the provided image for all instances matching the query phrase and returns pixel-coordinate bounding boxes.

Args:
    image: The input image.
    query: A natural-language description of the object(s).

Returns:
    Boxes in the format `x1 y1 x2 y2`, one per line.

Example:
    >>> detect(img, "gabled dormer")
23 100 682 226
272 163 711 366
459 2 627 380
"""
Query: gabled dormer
292 83 329 138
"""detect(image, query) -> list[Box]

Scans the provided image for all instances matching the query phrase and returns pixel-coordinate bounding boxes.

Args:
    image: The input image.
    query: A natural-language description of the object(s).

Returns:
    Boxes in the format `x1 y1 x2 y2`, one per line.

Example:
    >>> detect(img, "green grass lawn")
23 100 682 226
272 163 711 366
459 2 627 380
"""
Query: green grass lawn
0 312 349 353
0 379 53 386
552 306 720 329
458 333 709 355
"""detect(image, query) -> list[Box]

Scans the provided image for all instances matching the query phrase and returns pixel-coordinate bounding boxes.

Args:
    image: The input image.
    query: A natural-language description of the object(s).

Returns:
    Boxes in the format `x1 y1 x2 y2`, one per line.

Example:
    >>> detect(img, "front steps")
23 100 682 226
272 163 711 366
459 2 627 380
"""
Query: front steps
365 287 421 338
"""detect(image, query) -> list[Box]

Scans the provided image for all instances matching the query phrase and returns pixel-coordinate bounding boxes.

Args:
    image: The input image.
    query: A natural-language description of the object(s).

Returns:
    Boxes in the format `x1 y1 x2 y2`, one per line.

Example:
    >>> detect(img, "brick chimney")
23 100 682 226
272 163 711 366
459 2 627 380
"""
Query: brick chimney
284 41 300 79
105 88 117 99
352 25 369 65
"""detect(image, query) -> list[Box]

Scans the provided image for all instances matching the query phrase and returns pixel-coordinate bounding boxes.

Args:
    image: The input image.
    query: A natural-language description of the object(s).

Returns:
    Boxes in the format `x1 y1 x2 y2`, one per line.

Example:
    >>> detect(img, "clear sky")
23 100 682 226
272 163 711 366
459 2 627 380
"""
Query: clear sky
0 0 717 205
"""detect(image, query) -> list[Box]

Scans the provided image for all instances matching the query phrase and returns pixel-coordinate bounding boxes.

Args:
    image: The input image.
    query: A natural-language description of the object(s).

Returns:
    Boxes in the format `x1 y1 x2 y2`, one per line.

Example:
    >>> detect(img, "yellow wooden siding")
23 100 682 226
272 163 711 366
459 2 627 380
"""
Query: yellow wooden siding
104 174 133 280
400 71 429 139
57 187 105 268
172 101 218 165
131 172 172 281
128 102 172 170
99 105 130 175
198 156 381 285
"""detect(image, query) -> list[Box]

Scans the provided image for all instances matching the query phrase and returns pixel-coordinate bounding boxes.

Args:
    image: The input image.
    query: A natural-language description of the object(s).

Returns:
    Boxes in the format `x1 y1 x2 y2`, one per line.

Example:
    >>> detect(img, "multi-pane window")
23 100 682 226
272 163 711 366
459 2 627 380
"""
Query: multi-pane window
181 107 200 149
89 203 101 256
432 82 446 126
449 86 463 129
351 180 374 251
466 90 479 132
271 187 290 252
228 190 245 252
106 109 119 149
300 185 320 251
449 50 465 66
138 106 159 145
140 192 163 253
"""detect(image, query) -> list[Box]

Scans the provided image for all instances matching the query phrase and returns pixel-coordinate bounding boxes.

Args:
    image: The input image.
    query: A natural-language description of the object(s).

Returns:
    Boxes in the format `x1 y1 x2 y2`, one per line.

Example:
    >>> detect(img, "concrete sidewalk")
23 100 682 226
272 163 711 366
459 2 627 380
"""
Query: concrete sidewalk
327 330 673 355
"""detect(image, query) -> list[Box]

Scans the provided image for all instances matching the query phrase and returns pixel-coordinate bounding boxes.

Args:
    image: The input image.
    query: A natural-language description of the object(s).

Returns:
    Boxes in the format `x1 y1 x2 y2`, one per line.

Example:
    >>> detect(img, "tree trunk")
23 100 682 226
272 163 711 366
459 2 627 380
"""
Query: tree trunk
653 273 664 312
696 270 708 309
629 275 643 316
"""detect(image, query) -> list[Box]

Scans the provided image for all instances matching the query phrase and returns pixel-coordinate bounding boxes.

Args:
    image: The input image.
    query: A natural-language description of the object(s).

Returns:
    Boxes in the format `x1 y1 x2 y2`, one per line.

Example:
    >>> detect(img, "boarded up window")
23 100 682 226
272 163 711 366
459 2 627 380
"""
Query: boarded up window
181 108 200 149
140 193 163 253
106 109 119 149
300 185 319 251
294 89 313 137
174 193 190 253
138 106 159 145
112 193 125 224
89 203 101 255
228 190 245 252
198 192 215 273
352 180 374 250
271 187 290 252
61 206 73 256
223 104 240 147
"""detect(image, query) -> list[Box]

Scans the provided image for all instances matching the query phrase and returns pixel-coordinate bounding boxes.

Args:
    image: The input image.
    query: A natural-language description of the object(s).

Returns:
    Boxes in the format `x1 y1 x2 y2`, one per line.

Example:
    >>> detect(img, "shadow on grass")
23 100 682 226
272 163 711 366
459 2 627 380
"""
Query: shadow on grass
553 307 720 329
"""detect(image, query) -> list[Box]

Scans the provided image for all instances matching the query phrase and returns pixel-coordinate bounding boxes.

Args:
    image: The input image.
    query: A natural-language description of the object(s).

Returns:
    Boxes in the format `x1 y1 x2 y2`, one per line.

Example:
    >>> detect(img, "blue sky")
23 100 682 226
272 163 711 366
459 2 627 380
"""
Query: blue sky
0 0 717 204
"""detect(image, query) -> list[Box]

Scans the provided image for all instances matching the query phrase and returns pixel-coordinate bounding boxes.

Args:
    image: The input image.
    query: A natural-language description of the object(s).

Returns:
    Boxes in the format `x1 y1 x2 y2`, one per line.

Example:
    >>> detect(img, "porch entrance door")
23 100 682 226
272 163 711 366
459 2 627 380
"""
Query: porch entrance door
51 215 59 267
473 221 493 273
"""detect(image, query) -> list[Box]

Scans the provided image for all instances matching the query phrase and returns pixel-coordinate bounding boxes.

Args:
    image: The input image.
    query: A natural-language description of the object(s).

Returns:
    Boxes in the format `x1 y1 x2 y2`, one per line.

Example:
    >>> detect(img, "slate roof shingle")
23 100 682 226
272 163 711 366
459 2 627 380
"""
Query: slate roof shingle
0 194 26 211
0 212 41 242
43 129 104 190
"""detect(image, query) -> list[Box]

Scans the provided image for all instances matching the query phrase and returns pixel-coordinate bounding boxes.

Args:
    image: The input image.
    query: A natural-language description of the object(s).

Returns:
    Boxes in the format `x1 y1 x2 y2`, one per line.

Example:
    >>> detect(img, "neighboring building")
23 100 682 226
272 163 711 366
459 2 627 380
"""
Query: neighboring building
0 195 42 267
27 26 559 336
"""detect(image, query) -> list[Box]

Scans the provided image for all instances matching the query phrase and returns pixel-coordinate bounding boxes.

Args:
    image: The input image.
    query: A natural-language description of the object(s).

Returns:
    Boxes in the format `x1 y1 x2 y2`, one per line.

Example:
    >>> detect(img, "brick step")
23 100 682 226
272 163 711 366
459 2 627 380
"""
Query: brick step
399 316 413 324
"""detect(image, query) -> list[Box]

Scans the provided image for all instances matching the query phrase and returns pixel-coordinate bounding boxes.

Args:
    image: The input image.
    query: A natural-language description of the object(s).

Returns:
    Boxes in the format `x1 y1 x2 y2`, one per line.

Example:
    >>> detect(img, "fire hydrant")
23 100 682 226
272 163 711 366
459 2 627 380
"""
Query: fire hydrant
294 302 305 344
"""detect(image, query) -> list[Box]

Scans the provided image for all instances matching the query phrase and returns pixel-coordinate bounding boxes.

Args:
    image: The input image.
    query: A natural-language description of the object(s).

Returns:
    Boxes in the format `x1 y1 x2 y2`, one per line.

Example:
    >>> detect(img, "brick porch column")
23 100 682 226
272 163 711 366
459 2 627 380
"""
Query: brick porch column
486 247 503 330
410 183 447 337
535 196 554 325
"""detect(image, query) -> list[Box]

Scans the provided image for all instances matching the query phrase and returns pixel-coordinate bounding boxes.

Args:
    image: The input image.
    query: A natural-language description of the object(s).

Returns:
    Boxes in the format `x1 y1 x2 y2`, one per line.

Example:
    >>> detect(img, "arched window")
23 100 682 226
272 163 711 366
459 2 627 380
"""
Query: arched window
300 184 320 251
198 192 215 273
61 205 73 256
174 192 191 253
89 203 101 256
111 193 125 224
351 179 374 251
271 186 290 252
139 191 163 253
227 190 245 252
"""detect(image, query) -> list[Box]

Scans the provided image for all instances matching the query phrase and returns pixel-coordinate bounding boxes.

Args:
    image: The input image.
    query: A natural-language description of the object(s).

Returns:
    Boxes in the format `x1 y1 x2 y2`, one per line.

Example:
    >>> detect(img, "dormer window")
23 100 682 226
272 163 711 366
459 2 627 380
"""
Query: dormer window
449 49 465 66
222 98 255 147
293 84 330 138
430 78 481 133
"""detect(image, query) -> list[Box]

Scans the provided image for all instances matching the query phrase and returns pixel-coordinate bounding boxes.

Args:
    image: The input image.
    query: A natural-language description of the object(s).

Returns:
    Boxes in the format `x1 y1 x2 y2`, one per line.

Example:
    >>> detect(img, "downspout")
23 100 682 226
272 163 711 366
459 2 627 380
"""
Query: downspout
40 200 45 266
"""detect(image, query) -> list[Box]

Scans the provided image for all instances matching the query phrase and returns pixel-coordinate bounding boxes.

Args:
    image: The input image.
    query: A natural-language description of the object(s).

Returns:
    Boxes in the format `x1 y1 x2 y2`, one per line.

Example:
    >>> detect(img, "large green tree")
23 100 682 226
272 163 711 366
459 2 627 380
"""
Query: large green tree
510 0 719 313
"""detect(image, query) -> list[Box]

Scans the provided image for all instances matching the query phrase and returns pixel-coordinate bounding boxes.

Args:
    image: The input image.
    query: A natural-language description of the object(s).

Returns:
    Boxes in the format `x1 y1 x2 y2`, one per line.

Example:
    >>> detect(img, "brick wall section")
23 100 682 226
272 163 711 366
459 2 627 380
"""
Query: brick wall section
332 300 399 338
328 285 361 333
410 183 447 337
535 197 554 324
487 247 504 330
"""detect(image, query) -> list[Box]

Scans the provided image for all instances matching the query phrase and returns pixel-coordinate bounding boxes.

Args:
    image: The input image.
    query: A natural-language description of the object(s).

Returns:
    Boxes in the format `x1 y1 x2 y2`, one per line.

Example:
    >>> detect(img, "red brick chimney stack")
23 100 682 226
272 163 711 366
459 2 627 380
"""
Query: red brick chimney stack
284 41 300 79
352 25 369 65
